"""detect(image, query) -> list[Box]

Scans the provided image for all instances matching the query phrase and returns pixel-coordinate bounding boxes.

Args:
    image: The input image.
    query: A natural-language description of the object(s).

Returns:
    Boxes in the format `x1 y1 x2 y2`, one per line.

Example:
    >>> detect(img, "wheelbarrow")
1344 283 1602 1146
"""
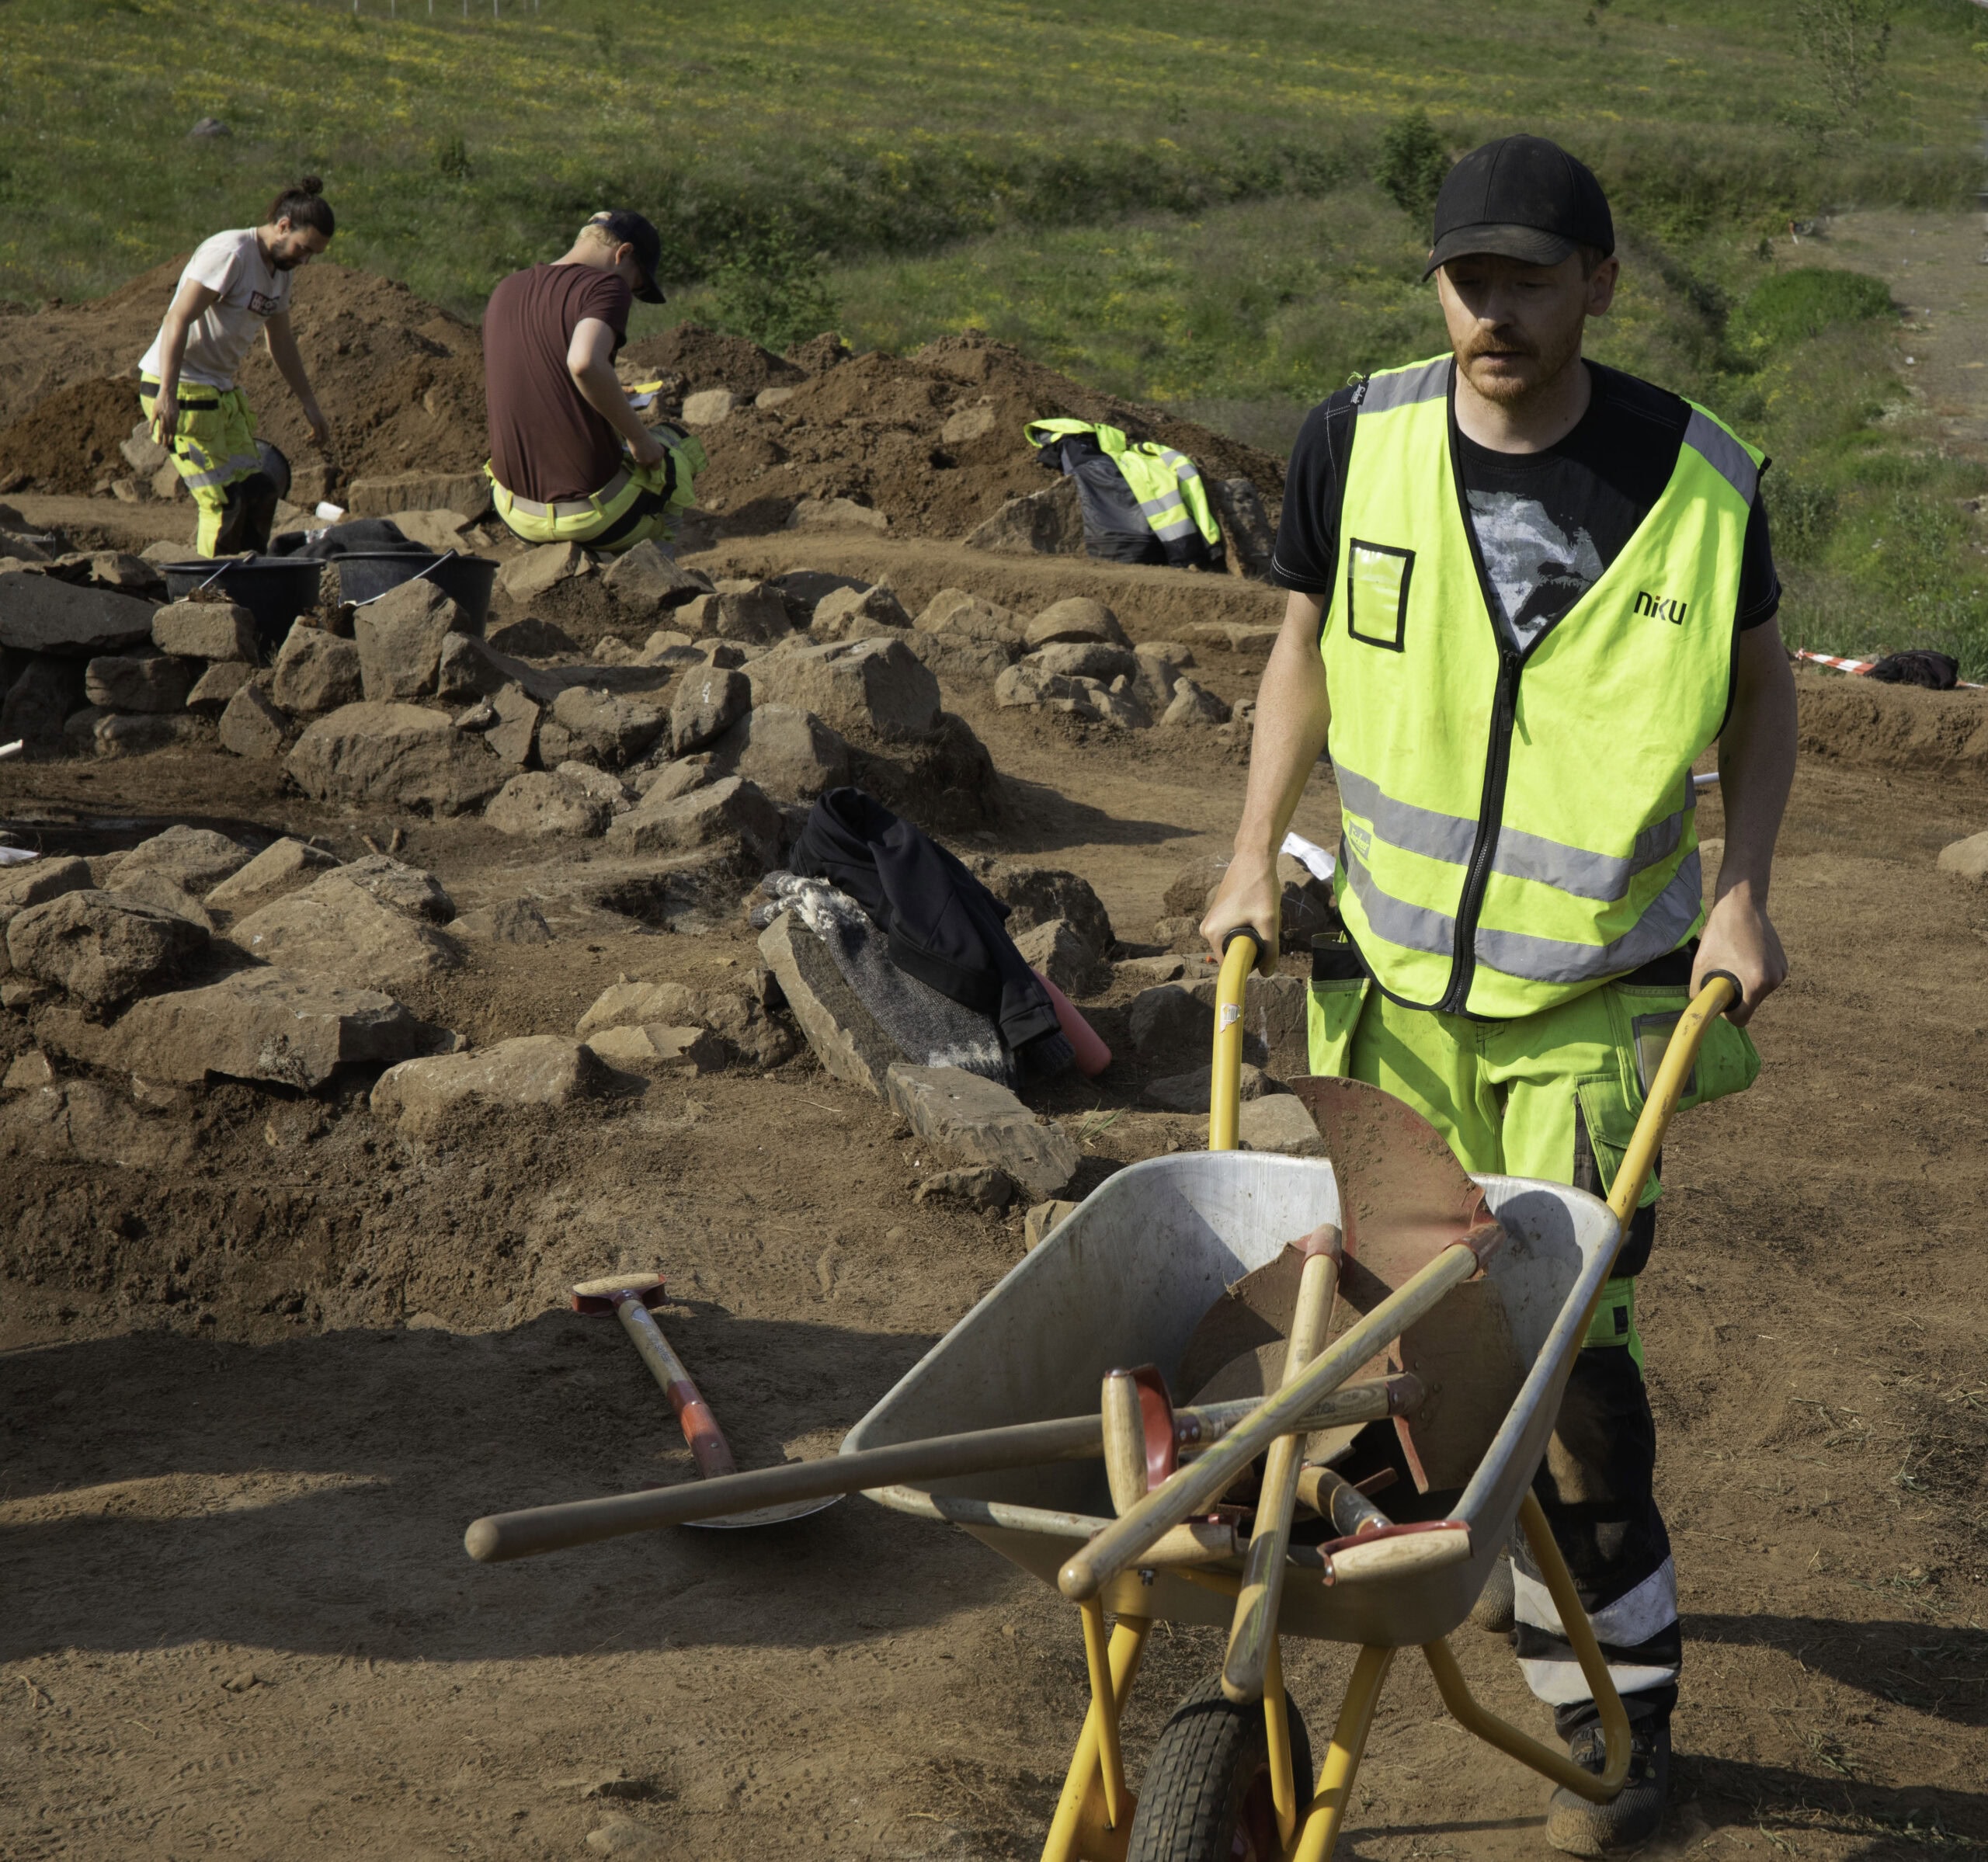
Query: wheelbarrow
464 930 1740 1860
840 933 1740 1860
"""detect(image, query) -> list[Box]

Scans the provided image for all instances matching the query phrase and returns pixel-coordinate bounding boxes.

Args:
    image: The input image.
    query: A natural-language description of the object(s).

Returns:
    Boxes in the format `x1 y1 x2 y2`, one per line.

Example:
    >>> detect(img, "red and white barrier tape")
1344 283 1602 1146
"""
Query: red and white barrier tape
1795 648 1983 689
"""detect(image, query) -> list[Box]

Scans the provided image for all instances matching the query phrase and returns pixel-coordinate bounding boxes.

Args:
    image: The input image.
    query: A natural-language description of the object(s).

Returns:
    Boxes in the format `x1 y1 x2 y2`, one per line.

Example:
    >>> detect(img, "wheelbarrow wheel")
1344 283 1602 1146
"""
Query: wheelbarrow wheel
1125 1674 1313 1862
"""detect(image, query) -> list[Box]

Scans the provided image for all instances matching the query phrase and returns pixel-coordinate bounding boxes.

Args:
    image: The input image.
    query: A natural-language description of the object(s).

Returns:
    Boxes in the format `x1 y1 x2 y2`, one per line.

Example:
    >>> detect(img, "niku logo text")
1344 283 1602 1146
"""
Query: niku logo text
1632 590 1688 625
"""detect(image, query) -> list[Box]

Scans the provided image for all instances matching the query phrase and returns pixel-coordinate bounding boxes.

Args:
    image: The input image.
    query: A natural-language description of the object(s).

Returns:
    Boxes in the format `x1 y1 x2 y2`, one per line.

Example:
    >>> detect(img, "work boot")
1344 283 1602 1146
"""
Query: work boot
1469 1551 1514 1632
1545 1719 1670 1856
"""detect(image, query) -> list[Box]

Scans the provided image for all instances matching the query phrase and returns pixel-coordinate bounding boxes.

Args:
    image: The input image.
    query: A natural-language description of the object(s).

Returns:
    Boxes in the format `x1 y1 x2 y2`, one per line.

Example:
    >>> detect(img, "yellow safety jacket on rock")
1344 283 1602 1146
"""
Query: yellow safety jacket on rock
1322 354 1763 1020
1024 419 1222 558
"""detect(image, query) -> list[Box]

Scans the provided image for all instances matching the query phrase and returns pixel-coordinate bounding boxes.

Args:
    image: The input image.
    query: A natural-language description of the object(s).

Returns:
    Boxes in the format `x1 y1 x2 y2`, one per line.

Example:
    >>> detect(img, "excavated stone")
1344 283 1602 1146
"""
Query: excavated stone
601 540 712 609
85 713 210 757
106 870 215 933
705 704 852 801
977 865 1114 957
809 583 912 641
0 655 86 749
85 651 196 714
787 496 888 532
1027 641 1139 685
885 1062 1079 1201
186 660 255 717
676 585 792 646
1129 984 1214 1061
1144 1063 1270 1113
113 825 255 895
228 874 462 988
631 756 711 804
370 1035 615 1137
902 631 1016 683
1163 679 1232 726
345 470 492 519
1025 598 1129 649
548 686 666 768
205 837 337 909
916 588 1023 646
331 855 456 922
582 1022 728 1074
488 684 540 766
575 978 794 1068
1024 1198 1082 1250
963 479 1084 556
269 627 364 714
748 637 940 743
485 772 611 839
3 1049 55 1092
940 403 999 445
218 681 289 759
604 773 780 863
1163 854 1229 919
448 898 554 944
5 890 207 1006
287 702 506 815
0 575 158 655
151 599 255 662
0 856 92 935
353 580 464 701
496 542 585 603
756 909 904 1094
1011 917 1102 996
554 762 636 810
102 967 419 1090
681 388 737 426
1237 1093 1325 1156
1937 830 1988 881
669 665 750 756
914 1165 1016 1211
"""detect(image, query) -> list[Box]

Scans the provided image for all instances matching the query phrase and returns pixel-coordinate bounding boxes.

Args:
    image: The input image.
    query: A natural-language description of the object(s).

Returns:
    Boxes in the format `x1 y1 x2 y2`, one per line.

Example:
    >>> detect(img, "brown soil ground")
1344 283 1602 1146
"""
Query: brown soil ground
4 222 1986 1860
4 509 1986 1857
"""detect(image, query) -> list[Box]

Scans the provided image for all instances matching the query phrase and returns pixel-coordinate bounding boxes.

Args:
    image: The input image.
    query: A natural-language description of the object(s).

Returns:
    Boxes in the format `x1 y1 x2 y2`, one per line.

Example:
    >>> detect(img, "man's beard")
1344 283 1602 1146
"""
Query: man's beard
272 253 304 271
1457 324 1583 407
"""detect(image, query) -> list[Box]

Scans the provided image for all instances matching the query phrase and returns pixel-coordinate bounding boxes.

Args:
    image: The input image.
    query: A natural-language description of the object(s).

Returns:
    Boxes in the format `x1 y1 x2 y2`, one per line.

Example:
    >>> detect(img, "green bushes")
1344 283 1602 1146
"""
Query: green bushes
1375 112 1449 222
1732 266 1894 353
708 217 838 353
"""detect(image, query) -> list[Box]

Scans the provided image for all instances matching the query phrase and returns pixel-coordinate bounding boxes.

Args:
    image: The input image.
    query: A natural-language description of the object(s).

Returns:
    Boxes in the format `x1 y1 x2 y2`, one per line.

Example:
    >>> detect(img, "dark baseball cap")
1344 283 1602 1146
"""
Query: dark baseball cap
1423 135 1614 280
589 209 666 304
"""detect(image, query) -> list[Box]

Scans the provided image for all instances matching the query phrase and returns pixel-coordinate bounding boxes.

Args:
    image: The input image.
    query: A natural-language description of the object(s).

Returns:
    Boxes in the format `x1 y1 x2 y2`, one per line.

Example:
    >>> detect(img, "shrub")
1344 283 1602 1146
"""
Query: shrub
1375 110 1450 223
1764 471 1839 563
709 216 838 353
1730 266 1892 354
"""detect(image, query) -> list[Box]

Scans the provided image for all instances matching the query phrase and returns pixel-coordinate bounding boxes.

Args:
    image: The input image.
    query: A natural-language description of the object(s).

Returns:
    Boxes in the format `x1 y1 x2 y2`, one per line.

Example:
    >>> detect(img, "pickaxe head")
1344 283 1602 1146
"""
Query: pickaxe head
571 1273 667 1315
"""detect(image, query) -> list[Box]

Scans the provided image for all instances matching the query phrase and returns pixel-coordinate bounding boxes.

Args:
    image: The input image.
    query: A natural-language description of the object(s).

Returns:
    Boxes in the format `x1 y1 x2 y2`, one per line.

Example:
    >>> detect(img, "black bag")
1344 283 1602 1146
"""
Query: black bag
1867 650 1958 690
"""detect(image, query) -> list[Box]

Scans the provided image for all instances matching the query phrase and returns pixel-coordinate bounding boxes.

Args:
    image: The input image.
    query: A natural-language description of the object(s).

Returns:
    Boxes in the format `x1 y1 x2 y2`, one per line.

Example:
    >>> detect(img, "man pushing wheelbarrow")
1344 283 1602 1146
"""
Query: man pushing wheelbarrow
1200 133 1795 1853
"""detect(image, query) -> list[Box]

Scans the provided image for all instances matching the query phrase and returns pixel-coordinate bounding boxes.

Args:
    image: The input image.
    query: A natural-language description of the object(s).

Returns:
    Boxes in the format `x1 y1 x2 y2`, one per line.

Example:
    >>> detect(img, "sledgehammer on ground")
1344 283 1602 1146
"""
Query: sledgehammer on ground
571 1273 840 1529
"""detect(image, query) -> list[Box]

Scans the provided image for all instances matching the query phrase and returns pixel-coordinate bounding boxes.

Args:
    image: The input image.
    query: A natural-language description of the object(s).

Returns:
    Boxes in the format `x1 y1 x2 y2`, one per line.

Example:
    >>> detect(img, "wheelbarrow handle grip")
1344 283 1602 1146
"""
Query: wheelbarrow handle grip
1603 971 1740 1231
1208 927 1270 1152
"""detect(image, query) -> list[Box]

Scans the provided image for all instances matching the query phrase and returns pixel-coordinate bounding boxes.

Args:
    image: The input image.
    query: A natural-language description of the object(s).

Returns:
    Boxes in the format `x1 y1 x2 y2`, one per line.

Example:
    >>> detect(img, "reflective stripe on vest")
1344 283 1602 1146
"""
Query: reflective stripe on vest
1322 355 1759 1017
1024 419 1222 548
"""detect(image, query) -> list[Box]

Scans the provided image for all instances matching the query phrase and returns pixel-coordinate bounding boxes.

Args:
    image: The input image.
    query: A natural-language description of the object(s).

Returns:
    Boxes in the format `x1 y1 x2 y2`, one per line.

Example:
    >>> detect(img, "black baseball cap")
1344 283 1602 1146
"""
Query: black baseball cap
1423 136 1614 280
590 209 666 304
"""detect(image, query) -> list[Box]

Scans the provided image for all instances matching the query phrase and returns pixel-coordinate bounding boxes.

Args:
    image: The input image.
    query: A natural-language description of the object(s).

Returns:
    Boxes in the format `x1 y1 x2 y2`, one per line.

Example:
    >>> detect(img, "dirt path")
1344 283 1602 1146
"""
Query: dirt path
4 623 1986 1860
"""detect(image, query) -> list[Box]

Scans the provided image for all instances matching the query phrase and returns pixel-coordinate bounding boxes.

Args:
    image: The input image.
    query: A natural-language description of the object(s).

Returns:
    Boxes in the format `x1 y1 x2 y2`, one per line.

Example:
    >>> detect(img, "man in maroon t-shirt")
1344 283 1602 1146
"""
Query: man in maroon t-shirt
483 210 696 553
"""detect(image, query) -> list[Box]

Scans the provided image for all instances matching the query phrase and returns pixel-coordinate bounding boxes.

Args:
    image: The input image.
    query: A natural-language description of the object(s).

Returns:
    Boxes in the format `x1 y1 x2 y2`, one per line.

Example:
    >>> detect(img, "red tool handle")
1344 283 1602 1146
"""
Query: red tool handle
615 1297 739 1478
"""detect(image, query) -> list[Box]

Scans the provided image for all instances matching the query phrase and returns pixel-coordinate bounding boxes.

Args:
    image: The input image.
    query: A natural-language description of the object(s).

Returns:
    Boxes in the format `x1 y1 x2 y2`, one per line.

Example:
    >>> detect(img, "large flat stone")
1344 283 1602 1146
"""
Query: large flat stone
205 836 337 909
885 1062 1079 1200
669 664 750 756
604 773 780 863
548 686 666 768
111 824 256 895
85 651 196 714
0 575 158 655
756 909 905 1094
101 967 419 1089
704 703 852 801
218 681 289 759
370 1035 614 1137
286 702 505 816
227 874 463 988
151 599 255 662
6 889 207 1006
0 855 92 929
353 580 464 701
1236 1092 1324 1156
343 470 493 519
485 771 610 839
329 854 456 922
747 637 941 743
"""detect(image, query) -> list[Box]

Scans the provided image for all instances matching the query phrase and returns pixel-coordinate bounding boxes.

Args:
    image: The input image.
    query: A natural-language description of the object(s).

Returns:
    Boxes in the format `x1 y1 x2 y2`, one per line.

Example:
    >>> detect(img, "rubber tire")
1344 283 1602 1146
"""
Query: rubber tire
1125 1675 1315 1862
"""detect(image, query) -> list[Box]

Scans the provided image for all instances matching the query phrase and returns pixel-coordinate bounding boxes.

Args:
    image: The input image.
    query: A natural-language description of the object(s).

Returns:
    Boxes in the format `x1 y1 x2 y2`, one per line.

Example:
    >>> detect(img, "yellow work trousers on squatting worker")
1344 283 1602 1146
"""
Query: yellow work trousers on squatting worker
1307 945 1758 1732
488 432 706 556
137 381 262 558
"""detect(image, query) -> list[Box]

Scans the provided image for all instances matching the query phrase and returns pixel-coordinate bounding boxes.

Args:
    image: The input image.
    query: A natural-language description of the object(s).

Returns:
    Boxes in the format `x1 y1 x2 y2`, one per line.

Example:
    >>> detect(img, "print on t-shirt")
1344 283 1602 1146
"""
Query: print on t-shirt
1466 488 1606 651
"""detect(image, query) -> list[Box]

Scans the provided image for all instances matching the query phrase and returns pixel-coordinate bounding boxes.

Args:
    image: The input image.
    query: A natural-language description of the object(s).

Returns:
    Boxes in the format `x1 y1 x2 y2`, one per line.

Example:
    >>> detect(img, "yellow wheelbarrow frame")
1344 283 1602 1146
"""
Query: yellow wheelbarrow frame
1034 934 1739 1861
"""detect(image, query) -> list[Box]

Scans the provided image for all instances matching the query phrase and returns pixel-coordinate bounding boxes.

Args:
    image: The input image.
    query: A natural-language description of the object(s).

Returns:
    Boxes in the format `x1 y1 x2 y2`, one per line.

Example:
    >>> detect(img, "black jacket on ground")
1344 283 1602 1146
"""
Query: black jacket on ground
788 789 1070 1078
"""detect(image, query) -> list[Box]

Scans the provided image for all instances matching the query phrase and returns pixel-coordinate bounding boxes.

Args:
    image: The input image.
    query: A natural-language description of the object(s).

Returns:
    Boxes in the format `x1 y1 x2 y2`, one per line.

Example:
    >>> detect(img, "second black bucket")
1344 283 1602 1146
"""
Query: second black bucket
336 552 499 631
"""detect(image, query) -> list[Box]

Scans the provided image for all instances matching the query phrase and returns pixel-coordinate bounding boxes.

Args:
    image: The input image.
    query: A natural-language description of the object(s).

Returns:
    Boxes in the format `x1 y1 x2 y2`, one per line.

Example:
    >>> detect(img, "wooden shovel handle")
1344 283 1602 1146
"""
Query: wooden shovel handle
617 1297 737 1479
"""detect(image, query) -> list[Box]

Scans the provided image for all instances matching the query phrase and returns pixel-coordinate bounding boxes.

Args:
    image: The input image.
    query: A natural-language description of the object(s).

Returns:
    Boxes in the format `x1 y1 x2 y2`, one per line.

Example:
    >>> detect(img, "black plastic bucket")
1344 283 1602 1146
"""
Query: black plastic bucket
336 552 499 630
160 558 325 657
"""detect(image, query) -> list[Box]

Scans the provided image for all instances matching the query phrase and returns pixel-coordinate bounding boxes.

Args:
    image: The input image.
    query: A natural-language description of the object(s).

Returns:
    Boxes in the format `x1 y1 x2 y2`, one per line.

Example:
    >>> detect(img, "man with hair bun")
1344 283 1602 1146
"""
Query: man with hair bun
137 177 336 555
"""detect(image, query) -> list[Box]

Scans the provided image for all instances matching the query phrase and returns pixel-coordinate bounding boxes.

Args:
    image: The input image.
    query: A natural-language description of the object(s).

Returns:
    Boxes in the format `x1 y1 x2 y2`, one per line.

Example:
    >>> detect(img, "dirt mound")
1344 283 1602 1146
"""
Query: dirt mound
1795 669 1988 778
0 258 1283 540
0 376 140 495
619 323 806 398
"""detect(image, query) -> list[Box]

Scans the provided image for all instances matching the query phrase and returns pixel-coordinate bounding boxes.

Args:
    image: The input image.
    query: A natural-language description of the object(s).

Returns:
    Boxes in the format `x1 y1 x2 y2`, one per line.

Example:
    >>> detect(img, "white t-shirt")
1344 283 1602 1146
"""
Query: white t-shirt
137 229 291 390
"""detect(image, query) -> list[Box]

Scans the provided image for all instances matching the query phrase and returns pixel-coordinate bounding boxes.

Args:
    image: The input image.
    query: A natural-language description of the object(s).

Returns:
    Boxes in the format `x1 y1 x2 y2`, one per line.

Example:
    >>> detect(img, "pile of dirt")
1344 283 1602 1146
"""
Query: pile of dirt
0 376 139 494
0 260 1284 536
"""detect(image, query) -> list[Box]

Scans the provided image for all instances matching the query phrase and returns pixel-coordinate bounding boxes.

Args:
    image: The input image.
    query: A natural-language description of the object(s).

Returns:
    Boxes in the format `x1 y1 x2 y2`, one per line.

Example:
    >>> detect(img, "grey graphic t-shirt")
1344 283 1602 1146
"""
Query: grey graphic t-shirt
1465 488 1608 651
